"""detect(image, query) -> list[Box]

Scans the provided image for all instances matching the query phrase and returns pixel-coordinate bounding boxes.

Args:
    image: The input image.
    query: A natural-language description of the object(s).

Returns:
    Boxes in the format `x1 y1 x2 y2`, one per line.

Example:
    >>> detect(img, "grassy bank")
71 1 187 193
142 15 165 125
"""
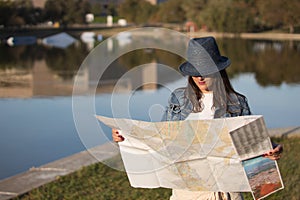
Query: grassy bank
14 137 299 200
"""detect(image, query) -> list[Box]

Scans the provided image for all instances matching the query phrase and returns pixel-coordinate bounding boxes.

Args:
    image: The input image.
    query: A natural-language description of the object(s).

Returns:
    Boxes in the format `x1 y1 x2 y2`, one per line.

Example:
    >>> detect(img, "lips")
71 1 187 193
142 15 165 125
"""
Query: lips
198 81 206 85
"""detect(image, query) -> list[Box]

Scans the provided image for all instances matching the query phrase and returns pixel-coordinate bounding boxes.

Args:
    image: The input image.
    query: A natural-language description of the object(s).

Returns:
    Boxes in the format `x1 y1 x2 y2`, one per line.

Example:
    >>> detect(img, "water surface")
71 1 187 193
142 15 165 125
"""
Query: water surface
0 37 299 180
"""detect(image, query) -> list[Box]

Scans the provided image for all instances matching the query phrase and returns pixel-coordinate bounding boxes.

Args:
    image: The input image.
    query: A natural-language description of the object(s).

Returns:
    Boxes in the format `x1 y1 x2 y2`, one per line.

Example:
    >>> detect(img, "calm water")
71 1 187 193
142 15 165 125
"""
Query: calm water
0 34 300 180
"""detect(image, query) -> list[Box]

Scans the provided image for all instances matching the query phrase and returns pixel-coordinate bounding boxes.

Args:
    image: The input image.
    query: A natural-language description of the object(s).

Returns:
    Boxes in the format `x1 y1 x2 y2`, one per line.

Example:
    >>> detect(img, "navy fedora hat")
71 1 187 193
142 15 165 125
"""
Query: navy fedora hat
179 37 231 76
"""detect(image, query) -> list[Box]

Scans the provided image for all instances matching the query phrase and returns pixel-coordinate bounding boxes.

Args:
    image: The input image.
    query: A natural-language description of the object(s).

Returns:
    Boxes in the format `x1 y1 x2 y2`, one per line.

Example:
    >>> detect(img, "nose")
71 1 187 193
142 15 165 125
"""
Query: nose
198 76 205 80
192 76 205 81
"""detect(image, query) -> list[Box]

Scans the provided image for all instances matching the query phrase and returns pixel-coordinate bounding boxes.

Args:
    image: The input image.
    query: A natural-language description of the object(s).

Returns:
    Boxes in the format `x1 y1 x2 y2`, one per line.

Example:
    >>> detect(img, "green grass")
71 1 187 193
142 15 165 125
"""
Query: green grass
14 137 299 200
92 16 121 24
243 137 300 200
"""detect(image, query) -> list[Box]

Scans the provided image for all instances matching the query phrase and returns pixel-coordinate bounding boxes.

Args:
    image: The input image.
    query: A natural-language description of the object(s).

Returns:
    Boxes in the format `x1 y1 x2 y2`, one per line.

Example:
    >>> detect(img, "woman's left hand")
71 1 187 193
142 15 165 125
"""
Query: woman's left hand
263 144 283 160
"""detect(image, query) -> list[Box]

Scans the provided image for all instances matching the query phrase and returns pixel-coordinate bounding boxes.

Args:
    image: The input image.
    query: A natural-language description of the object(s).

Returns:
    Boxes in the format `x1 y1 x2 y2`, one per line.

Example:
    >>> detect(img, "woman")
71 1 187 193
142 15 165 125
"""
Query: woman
112 37 283 200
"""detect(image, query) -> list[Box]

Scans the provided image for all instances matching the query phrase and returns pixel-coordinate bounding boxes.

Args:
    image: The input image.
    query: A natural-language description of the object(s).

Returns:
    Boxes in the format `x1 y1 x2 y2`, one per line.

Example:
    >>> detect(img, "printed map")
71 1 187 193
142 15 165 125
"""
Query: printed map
96 115 283 196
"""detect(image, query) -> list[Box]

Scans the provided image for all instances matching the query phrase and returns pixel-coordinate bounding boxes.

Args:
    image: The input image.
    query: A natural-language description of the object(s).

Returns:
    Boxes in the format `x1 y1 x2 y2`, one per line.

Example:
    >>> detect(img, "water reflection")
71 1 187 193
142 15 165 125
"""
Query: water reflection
0 42 89 97
1 38 300 98
1 38 300 95
219 39 300 86
0 35 300 180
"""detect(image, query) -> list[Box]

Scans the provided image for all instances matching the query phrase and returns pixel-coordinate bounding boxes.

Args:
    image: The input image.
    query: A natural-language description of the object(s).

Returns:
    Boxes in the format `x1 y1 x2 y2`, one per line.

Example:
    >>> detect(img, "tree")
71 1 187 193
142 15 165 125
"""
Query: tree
256 0 300 33
63 0 91 24
118 0 156 24
0 1 14 26
152 0 186 24
0 0 39 27
106 2 118 16
201 0 255 33
181 0 208 27
44 0 64 23
226 1 255 33
91 3 102 16
44 0 91 26
15 0 34 22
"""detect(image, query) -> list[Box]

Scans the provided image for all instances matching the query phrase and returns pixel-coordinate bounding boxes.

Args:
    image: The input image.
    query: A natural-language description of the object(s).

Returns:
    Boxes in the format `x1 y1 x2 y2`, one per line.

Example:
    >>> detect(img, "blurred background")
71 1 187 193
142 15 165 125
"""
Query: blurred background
0 0 299 192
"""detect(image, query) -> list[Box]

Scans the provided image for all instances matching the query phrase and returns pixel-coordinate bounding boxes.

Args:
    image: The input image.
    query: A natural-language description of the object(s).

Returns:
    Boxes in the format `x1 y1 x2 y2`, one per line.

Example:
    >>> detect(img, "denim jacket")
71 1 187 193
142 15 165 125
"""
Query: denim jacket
162 87 251 121
162 88 253 198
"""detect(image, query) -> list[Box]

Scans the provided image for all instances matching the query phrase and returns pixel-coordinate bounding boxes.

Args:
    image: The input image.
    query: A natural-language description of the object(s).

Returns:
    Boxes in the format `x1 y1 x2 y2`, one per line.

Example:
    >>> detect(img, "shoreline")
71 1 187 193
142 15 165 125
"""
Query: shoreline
1 25 300 41
186 31 300 41
0 126 299 200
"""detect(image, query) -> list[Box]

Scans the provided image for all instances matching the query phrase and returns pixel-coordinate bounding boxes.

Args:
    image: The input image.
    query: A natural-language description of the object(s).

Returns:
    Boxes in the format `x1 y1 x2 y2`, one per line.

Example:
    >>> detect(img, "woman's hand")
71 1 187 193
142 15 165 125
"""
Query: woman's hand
263 144 283 160
112 128 124 142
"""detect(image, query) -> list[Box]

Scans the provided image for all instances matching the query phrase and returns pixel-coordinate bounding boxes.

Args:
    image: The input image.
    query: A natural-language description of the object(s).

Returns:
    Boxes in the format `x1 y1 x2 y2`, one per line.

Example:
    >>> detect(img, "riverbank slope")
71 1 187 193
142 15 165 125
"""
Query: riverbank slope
0 127 299 200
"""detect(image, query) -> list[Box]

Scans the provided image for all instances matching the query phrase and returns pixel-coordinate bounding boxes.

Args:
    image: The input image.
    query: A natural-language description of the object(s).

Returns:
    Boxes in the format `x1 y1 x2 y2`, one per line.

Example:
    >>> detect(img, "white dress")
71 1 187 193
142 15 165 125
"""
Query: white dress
169 93 243 200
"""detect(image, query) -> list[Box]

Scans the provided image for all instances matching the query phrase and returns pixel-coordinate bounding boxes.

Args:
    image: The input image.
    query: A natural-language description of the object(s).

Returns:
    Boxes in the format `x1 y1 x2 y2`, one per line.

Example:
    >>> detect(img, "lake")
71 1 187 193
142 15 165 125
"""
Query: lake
0 30 300 180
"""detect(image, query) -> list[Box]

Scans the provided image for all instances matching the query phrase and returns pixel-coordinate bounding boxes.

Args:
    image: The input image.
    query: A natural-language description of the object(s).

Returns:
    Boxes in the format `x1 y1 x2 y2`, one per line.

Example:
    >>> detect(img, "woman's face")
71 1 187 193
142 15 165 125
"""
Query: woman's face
192 76 214 93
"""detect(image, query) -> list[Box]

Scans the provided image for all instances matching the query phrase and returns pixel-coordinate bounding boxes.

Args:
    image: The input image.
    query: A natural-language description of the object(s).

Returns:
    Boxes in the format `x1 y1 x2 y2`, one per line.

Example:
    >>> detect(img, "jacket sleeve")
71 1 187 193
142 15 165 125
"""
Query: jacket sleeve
238 95 251 116
161 88 188 121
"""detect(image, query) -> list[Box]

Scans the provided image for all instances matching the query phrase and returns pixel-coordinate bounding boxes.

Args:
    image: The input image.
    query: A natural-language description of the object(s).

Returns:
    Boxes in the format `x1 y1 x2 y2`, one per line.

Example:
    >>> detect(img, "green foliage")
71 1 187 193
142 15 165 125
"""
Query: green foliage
201 0 255 33
0 1 14 26
0 0 41 27
1 0 300 32
90 3 102 16
152 0 186 24
106 2 119 16
118 0 157 25
44 0 91 26
93 16 121 24
181 0 208 26
256 0 300 33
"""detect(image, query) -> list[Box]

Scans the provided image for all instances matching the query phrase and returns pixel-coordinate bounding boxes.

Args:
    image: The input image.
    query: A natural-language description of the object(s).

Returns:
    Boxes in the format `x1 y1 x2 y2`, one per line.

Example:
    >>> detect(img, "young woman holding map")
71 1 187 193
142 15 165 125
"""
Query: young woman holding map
112 37 283 200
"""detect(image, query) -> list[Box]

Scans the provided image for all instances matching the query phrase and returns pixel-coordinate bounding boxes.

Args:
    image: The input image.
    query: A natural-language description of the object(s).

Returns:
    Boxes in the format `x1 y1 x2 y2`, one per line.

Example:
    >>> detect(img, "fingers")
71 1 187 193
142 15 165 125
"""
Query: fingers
263 145 283 160
112 128 124 142
275 144 283 154
263 153 281 160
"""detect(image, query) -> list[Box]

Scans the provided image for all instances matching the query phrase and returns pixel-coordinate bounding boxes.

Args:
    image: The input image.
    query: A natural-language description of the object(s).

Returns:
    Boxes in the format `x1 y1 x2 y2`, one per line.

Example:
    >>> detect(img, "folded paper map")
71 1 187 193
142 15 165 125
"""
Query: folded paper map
96 115 284 200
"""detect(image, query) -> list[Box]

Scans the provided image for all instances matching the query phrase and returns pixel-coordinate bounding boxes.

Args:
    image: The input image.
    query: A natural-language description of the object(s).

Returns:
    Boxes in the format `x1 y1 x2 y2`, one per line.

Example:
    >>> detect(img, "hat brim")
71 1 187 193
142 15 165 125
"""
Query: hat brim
179 56 231 76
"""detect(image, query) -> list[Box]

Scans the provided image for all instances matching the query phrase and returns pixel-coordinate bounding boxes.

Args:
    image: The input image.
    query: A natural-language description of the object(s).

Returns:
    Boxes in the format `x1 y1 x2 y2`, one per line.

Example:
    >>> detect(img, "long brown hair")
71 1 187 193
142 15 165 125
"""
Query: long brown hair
187 69 245 113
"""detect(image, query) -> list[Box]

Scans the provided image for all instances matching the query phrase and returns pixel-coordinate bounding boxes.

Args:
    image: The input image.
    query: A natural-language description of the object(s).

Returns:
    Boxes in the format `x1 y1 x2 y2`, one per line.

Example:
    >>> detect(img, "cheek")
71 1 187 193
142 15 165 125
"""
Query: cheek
206 78 213 87
192 77 198 84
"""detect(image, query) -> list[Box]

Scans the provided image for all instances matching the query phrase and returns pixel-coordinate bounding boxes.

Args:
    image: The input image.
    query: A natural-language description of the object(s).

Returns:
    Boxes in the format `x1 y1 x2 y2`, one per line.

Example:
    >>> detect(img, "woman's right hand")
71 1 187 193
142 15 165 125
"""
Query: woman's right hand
112 128 124 142
263 144 283 160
